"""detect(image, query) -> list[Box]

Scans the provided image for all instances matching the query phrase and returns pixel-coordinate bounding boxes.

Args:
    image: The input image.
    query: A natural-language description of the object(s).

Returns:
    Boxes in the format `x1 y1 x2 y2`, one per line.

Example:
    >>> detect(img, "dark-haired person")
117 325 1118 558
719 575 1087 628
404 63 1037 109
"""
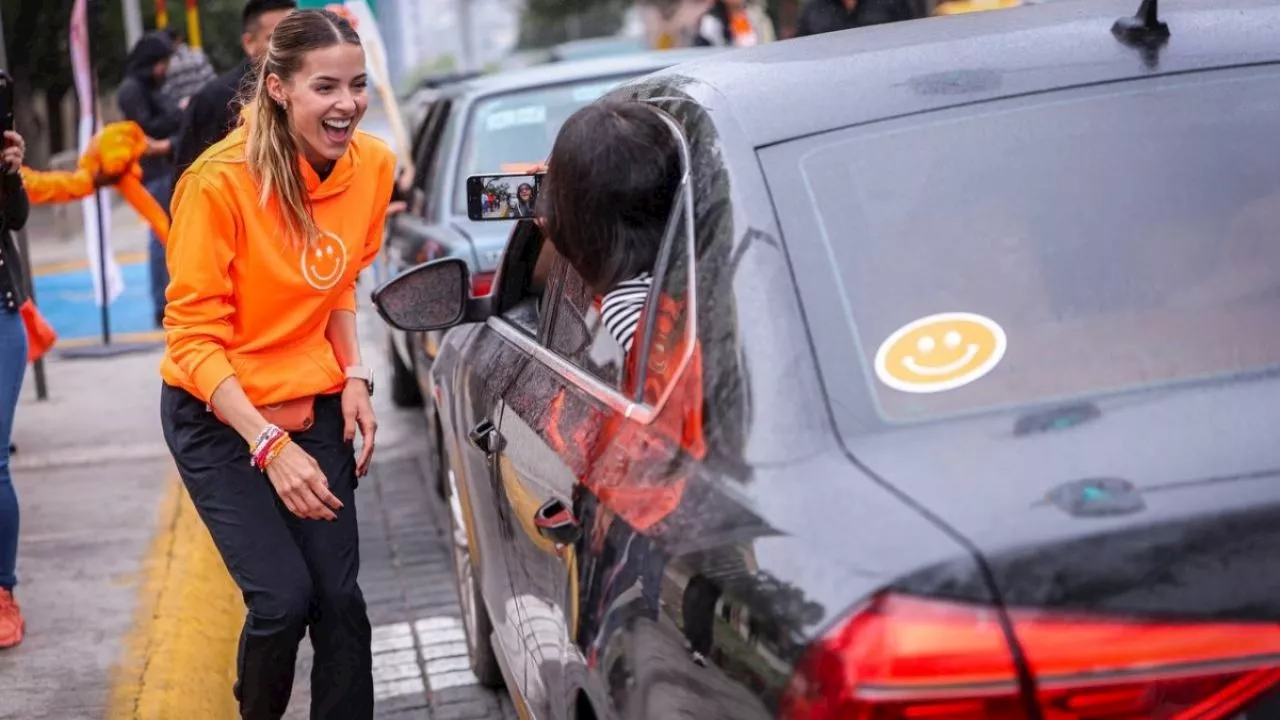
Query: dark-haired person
119 30 183 328
161 9 391 717
171 0 297 181
537 100 704 665
539 101 681 358
512 182 536 218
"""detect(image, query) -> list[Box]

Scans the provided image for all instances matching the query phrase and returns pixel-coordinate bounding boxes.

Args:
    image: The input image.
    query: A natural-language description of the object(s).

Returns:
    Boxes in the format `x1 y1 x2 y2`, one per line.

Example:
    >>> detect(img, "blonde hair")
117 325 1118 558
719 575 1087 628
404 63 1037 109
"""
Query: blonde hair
244 9 361 246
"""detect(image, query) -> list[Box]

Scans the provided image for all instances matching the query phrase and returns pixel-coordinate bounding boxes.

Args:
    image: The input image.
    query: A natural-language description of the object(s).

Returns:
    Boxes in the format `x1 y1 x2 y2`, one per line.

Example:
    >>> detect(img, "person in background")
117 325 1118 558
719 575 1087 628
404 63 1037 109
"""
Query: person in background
118 30 183 329
162 28 217 109
793 0 919 36
694 0 776 47
172 0 297 180
161 9 391 716
0 129 30 649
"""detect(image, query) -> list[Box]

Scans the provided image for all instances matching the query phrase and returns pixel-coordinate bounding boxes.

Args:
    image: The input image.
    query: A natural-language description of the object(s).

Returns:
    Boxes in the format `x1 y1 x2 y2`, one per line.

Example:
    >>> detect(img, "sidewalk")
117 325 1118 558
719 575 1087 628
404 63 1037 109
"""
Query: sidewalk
0 291 518 720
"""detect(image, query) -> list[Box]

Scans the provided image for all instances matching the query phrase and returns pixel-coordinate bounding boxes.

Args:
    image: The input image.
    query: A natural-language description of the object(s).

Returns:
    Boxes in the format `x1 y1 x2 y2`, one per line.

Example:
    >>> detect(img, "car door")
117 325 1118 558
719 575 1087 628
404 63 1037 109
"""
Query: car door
489 255 628 719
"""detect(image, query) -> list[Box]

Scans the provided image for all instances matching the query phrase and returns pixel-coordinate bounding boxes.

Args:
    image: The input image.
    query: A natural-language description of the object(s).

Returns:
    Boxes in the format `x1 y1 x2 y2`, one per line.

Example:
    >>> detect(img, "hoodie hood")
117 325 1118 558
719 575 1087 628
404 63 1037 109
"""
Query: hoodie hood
126 32 174 79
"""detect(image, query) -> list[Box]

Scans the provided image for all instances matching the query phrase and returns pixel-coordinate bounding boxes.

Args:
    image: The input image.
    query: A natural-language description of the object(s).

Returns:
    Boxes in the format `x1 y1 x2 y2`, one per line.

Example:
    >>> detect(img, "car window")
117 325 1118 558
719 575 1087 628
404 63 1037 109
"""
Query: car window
452 74 639 215
545 262 627 390
769 64 1280 427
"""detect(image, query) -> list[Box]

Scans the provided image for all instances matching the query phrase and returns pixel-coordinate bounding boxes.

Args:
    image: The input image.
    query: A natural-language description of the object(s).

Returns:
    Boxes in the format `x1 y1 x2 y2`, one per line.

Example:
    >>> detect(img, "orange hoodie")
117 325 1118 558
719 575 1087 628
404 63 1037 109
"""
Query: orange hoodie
160 125 395 406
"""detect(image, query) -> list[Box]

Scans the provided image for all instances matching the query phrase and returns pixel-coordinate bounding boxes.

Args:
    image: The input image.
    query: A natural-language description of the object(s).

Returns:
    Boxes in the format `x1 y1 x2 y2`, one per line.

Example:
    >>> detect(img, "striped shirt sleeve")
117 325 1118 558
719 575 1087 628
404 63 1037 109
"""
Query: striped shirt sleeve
599 273 654 354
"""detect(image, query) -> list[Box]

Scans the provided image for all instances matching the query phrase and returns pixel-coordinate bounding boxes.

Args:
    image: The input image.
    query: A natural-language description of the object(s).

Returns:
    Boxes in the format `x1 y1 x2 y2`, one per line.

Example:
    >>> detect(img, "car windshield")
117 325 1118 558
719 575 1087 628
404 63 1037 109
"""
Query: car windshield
453 74 639 214
782 65 1280 426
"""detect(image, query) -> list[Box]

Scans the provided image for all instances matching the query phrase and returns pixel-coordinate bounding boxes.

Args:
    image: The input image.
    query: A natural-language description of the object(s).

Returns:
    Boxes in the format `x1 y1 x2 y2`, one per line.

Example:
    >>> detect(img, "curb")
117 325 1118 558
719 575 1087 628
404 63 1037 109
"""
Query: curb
106 473 243 719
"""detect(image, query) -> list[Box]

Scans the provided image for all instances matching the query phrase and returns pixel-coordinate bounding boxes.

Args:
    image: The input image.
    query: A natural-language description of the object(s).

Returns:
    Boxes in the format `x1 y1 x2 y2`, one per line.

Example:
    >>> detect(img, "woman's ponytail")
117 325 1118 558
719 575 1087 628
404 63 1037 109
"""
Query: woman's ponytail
245 69 317 248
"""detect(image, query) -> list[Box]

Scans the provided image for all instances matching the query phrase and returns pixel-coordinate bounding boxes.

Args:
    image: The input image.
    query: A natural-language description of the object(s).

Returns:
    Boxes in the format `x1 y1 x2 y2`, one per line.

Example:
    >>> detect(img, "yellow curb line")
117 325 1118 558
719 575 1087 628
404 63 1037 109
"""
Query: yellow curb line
56 330 165 350
33 250 149 278
106 472 243 720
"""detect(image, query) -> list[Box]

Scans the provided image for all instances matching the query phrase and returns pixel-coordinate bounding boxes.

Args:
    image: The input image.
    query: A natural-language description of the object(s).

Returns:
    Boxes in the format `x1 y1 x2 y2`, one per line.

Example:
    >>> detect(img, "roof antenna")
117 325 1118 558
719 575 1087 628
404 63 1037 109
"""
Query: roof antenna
1112 0 1170 47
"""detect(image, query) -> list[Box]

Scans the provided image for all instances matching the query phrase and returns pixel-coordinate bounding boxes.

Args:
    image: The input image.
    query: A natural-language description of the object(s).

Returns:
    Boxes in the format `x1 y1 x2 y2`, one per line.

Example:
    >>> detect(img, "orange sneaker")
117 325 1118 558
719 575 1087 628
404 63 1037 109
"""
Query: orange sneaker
0 588 24 648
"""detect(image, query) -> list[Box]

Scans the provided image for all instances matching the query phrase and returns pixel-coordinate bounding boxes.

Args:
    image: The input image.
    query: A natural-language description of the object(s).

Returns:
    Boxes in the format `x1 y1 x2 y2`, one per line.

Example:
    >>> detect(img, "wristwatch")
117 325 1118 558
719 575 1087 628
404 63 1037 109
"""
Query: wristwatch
346 365 375 396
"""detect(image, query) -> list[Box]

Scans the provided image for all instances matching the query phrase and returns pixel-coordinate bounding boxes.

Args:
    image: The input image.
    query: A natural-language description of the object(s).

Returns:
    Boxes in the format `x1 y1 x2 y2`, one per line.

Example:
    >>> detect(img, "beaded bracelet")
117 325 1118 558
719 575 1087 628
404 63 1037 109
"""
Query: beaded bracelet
250 424 287 470
260 435 293 470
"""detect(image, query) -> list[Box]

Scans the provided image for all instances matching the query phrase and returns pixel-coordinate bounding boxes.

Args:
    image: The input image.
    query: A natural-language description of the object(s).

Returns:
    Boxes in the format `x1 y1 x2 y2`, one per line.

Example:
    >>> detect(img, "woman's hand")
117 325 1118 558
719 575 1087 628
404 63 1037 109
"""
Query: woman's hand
265 442 344 521
2 131 25 174
342 379 377 477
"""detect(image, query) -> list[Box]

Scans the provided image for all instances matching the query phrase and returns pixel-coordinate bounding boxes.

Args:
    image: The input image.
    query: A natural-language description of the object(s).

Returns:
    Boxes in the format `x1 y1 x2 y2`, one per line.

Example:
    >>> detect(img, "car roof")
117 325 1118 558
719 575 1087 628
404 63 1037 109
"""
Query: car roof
444 48 718 100
641 0 1280 147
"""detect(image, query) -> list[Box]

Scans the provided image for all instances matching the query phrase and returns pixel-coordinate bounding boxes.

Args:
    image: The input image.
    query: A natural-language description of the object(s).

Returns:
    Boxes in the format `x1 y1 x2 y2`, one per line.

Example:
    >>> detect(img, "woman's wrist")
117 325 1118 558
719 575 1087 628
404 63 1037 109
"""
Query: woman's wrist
250 424 292 470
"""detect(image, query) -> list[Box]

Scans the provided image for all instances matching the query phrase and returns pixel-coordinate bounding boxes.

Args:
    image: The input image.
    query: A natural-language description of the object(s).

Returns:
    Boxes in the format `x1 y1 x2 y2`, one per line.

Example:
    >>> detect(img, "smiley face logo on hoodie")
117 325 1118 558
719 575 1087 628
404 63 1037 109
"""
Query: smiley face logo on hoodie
301 232 349 291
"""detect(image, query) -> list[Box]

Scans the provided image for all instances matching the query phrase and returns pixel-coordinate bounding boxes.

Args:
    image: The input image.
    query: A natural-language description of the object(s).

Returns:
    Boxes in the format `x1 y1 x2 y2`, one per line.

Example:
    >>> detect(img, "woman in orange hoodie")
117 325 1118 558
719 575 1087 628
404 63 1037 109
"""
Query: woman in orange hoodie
158 10 392 718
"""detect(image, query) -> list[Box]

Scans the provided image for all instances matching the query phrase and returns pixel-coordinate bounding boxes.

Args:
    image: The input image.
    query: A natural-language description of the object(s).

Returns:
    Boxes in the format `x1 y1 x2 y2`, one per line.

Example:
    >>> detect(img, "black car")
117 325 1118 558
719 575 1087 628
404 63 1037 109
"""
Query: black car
379 50 713 414
373 1 1280 718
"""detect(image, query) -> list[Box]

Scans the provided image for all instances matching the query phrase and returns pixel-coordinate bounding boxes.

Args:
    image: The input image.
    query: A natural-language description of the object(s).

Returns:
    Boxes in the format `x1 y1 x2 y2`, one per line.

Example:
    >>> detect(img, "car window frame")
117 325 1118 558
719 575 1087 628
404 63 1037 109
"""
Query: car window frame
487 107 698 425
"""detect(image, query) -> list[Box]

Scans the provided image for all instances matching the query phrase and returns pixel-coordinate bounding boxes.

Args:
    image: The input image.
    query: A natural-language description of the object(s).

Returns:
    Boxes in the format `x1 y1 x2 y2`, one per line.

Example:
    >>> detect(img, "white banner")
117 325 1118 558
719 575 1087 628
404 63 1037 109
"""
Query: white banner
340 1 411 164
70 0 124 307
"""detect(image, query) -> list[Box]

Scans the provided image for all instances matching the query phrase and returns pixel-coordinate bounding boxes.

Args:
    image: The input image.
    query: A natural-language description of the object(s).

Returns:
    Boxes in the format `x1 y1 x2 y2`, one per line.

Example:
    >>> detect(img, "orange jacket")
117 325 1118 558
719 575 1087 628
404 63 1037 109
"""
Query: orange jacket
160 125 395 405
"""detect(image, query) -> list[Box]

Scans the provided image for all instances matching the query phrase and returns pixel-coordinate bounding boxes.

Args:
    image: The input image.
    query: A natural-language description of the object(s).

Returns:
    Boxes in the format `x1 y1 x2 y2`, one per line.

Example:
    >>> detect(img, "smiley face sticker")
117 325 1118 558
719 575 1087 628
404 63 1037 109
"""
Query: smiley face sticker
874 312 1007 394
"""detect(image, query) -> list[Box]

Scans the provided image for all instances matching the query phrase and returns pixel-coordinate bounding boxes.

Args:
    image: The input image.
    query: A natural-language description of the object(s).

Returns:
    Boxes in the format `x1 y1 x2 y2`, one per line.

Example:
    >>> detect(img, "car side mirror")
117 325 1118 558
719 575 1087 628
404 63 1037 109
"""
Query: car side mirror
371 258 490 332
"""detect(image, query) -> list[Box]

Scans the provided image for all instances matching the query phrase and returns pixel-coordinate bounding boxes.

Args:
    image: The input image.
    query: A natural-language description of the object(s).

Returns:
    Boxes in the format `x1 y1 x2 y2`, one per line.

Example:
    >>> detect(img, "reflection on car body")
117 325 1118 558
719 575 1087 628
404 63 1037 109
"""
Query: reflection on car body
372 1 1280 718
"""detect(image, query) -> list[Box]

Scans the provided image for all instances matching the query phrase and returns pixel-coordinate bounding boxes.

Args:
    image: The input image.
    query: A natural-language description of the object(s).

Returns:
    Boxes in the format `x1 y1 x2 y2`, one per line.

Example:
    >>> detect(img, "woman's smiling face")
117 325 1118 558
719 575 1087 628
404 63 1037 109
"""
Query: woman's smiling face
270 42 369 166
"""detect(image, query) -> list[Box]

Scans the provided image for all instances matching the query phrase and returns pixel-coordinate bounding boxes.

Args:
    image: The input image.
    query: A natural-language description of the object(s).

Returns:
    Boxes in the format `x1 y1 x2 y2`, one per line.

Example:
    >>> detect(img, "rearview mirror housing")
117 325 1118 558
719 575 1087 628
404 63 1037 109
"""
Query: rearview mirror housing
370 258 492 332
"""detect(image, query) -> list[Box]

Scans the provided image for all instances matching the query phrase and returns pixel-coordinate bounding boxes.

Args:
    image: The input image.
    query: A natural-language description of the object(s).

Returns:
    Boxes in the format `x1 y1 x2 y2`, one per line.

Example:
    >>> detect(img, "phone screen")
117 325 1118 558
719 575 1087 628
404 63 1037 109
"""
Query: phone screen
466 173 543 222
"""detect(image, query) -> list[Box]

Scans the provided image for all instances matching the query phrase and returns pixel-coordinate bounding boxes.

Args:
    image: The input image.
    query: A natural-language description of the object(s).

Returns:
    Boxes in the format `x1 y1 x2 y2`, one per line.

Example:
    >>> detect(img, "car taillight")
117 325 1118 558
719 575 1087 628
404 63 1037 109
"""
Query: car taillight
470 271 495 297
780 593 1280 720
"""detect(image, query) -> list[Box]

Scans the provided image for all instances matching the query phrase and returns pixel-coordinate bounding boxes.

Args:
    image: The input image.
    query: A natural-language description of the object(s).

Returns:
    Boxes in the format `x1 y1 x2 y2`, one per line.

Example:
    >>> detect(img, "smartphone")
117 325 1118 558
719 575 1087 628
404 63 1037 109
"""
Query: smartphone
466 173 543 222
0 71 12 135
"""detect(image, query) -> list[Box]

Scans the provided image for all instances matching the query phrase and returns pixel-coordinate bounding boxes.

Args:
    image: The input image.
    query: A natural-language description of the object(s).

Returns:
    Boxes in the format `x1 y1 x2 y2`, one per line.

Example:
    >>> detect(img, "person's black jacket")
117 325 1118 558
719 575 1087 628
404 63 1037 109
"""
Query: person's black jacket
117 31 182 183
0 172 31 312
172 58 255 181
794 0 917 37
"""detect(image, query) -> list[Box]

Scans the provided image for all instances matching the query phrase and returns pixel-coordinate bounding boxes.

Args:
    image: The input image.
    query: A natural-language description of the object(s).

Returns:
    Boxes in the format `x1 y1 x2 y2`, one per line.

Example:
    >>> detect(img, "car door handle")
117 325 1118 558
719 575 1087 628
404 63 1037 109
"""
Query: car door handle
534 498 582 546
468 419 504 454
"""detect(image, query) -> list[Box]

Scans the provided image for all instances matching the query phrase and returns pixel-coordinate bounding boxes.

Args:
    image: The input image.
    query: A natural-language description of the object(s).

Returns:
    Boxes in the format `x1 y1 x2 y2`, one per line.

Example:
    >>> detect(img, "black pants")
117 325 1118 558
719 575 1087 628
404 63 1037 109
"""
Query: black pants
161 385 373 720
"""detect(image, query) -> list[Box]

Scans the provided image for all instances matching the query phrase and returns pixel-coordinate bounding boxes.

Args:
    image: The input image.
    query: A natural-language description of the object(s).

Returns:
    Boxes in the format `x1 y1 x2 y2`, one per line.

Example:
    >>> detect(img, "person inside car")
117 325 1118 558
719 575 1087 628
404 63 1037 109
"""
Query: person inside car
535 101 711 667
537 100 681 361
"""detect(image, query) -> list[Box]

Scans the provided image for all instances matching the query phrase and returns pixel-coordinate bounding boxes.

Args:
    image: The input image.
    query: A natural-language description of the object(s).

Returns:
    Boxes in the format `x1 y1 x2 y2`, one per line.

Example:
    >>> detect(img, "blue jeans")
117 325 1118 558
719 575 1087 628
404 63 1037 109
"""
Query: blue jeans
144 175 173 320
0 310 26 590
